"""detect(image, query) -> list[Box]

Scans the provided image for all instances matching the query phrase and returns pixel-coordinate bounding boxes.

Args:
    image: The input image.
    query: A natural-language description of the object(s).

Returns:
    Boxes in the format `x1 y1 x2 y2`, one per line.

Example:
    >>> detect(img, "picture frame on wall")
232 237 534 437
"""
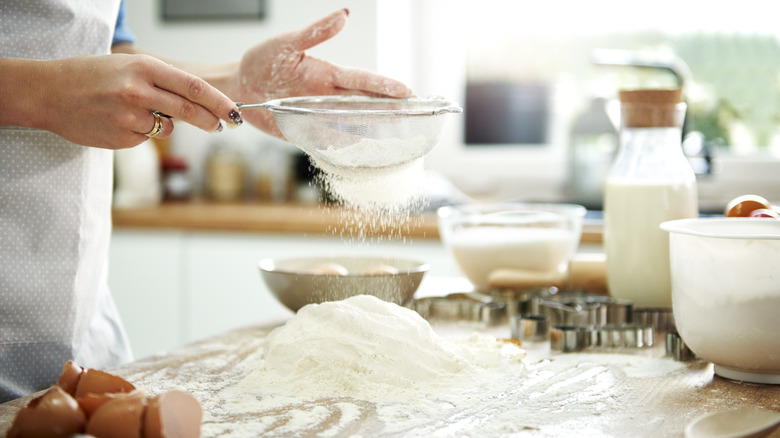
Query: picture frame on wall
161 0 266 21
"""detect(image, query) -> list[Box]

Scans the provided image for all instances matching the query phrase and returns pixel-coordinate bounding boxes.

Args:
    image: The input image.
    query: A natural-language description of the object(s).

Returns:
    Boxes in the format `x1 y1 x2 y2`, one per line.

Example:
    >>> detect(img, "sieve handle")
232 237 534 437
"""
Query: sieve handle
234 102 269 110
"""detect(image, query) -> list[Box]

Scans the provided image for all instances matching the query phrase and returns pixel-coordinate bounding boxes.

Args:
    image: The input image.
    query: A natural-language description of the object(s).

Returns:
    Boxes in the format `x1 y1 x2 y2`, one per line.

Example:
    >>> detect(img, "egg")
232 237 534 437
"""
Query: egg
724 194 771 217
360 264 399 275
9 361 203 438
307 262 349 275
74 368 136 398
6 386 86 438
57 360 84 396
85 391 146 438
144 390 203 438
77 389 147 419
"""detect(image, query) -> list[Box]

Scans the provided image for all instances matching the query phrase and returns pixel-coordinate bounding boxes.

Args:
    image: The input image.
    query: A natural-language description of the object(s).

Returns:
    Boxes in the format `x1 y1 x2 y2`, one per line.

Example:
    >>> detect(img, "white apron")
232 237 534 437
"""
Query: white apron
0 0 132 402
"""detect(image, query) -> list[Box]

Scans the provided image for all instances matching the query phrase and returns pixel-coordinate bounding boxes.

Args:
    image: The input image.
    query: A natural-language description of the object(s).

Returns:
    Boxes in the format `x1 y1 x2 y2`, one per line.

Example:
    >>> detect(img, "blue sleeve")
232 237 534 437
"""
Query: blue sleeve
112 1 136 46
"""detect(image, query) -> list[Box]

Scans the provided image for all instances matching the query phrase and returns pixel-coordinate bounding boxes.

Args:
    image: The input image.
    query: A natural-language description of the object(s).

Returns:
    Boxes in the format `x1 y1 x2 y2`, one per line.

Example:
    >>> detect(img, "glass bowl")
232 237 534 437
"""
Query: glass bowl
437 203 586 290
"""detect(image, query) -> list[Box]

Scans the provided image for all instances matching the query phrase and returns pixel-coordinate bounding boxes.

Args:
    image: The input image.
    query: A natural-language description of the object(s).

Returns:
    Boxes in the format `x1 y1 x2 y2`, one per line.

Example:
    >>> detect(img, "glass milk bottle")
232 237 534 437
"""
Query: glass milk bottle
603 89 698 308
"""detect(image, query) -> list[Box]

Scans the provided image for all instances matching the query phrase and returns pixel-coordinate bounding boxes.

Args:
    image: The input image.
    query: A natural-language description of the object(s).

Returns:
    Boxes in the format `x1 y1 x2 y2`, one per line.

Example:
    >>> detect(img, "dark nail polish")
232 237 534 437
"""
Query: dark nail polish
215 122 224 133
344 8 350 16
228 109 243 126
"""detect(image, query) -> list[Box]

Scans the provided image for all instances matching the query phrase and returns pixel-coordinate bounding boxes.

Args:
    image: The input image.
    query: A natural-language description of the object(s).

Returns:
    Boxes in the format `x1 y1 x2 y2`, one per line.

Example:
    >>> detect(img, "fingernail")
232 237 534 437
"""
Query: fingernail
344 8 350 16
228 109 243 127
214 122 224 133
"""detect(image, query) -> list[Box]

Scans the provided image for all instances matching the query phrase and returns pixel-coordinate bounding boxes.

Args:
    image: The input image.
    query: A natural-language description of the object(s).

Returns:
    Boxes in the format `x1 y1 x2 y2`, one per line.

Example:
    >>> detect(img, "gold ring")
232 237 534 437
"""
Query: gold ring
145 111 165 138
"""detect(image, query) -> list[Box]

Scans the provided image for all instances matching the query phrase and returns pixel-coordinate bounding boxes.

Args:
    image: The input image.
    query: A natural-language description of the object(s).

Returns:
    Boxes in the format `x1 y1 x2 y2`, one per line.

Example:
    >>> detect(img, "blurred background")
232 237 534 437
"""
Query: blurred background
113 0 780 358
125 0 780 211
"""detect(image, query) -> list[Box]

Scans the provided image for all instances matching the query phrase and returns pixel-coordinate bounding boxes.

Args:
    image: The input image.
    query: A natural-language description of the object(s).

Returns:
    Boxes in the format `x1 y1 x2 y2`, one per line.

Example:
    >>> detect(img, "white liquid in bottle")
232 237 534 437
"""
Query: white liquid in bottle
603 89 698 309
603 179 698 307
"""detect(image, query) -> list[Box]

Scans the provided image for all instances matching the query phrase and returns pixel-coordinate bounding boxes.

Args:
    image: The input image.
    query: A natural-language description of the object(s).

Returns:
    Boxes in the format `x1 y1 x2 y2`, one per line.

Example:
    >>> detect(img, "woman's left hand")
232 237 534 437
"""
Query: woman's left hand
225 9 412 137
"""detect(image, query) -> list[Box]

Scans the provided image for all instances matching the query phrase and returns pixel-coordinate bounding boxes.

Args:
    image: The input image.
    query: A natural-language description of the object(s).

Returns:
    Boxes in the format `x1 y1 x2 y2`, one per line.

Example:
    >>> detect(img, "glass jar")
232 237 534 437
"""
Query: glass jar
206 142 246 202
603 89 698 308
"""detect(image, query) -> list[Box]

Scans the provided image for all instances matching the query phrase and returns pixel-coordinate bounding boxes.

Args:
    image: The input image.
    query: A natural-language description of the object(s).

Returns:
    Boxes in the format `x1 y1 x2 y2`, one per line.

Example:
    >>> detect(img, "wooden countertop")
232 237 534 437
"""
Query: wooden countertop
2 321 777 437
112 201 603 243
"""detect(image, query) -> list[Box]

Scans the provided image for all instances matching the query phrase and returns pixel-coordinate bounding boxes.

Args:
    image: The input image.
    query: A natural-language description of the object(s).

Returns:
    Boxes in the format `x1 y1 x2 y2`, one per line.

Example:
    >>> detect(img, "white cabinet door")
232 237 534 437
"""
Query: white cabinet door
108 230 185 360
184 232 294 342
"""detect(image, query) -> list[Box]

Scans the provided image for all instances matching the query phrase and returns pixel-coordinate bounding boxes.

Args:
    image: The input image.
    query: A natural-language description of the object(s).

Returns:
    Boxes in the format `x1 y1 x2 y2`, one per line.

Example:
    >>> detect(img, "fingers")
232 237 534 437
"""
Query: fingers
150 63 242 132
330 63 412 98
290 9 349 52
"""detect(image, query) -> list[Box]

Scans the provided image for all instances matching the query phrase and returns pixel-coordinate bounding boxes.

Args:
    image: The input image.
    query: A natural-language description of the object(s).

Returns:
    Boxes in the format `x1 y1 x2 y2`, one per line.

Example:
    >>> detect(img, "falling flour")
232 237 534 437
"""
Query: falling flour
309 136 430 239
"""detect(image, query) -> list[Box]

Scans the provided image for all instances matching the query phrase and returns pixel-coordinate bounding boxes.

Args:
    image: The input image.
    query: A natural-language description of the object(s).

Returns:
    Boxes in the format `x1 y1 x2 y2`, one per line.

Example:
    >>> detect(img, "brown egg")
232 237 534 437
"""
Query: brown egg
85 391 146 438
7 386 86 438
57 360 84 396
77 389 147 419
74 368 136 398
307 262 349 275
725 194 771 217
360 264 399 275
144 390 203 438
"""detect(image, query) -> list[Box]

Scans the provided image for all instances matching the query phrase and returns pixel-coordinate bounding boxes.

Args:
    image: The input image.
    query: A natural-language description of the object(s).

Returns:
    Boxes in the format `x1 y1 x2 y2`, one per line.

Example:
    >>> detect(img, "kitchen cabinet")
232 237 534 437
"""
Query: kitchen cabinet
108 230 184 359
109 228 460 359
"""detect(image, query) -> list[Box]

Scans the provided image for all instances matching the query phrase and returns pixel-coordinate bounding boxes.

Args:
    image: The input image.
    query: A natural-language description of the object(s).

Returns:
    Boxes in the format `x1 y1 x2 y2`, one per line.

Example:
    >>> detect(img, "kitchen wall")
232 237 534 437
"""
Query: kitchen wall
123 0 780 207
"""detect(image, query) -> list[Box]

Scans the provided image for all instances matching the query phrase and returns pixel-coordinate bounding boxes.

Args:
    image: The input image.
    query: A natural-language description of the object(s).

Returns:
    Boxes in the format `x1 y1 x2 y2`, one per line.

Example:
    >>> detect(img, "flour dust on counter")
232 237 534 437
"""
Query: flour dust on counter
95 295 692 438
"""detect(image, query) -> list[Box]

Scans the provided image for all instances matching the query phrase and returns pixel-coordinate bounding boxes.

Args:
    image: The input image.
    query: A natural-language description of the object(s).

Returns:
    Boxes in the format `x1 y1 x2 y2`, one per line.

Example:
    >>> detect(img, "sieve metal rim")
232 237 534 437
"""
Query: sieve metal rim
256 95 463 116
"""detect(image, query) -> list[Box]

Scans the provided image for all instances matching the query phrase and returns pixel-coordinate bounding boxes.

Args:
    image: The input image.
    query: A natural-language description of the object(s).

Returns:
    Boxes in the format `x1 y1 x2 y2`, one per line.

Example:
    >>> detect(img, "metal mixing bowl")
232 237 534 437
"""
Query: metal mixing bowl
258 256 429 312
243 96 461 169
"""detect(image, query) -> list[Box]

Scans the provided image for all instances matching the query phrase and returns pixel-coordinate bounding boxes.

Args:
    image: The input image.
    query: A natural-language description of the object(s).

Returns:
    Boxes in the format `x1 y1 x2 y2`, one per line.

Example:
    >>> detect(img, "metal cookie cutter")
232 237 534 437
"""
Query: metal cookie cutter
540 293 634 327
551 325 592 352
538 299 600 327
632 308 676 333
511 315 550 344
596 324 654 348
412 292 506 325
665 329 696 361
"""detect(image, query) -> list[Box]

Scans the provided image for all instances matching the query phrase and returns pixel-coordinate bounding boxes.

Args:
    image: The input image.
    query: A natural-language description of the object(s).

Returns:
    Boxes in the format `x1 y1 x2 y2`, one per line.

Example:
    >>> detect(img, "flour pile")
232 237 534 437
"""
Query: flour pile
190 295 689 437
232 295 525 401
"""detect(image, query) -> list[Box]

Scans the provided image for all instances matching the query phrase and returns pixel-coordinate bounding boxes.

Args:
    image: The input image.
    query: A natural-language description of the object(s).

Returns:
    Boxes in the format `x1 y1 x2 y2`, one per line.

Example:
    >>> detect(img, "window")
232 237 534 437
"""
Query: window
407 0 780 209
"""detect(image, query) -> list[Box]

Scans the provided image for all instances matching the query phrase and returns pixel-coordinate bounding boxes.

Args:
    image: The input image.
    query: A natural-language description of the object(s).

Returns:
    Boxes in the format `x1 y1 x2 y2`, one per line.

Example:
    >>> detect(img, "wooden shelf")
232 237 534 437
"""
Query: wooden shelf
112 201 603 243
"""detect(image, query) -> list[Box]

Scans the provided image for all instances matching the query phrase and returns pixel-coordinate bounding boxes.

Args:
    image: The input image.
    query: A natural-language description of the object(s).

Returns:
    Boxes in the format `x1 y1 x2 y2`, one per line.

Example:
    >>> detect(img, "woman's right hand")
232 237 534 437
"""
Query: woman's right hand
0 54 242 149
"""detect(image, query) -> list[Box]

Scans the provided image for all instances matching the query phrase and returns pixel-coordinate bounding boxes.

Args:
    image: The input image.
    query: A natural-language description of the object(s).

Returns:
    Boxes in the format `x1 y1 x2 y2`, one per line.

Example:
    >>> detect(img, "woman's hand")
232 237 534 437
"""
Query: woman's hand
225 9 412 137
1 54 242 149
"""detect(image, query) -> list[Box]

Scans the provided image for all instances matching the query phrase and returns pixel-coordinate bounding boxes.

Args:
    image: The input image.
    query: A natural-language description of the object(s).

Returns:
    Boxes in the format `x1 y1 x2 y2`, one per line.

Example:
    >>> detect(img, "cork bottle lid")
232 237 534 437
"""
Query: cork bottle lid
619 88 683 127
619 88 682 104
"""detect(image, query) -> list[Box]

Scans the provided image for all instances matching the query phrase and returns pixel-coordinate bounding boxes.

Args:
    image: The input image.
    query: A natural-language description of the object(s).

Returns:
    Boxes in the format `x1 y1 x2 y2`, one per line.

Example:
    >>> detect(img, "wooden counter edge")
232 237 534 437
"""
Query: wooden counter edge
111 202 603 243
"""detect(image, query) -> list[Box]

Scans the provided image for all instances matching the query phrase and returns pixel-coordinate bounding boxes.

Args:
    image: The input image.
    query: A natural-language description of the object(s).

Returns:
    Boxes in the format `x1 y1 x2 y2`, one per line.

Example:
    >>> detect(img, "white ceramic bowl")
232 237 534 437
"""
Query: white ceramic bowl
259 256 429 312
661 218 780 384
437 203 586 290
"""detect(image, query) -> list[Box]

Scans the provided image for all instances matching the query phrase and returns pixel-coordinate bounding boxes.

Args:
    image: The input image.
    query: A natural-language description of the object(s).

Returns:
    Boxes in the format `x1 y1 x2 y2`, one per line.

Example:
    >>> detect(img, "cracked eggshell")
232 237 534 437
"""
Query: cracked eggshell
6 386 86 438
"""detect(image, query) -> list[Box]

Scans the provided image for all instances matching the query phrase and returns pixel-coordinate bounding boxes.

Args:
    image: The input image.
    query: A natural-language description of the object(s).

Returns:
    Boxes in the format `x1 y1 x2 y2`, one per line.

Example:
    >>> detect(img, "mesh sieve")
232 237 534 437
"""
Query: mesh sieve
238 96 462 169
